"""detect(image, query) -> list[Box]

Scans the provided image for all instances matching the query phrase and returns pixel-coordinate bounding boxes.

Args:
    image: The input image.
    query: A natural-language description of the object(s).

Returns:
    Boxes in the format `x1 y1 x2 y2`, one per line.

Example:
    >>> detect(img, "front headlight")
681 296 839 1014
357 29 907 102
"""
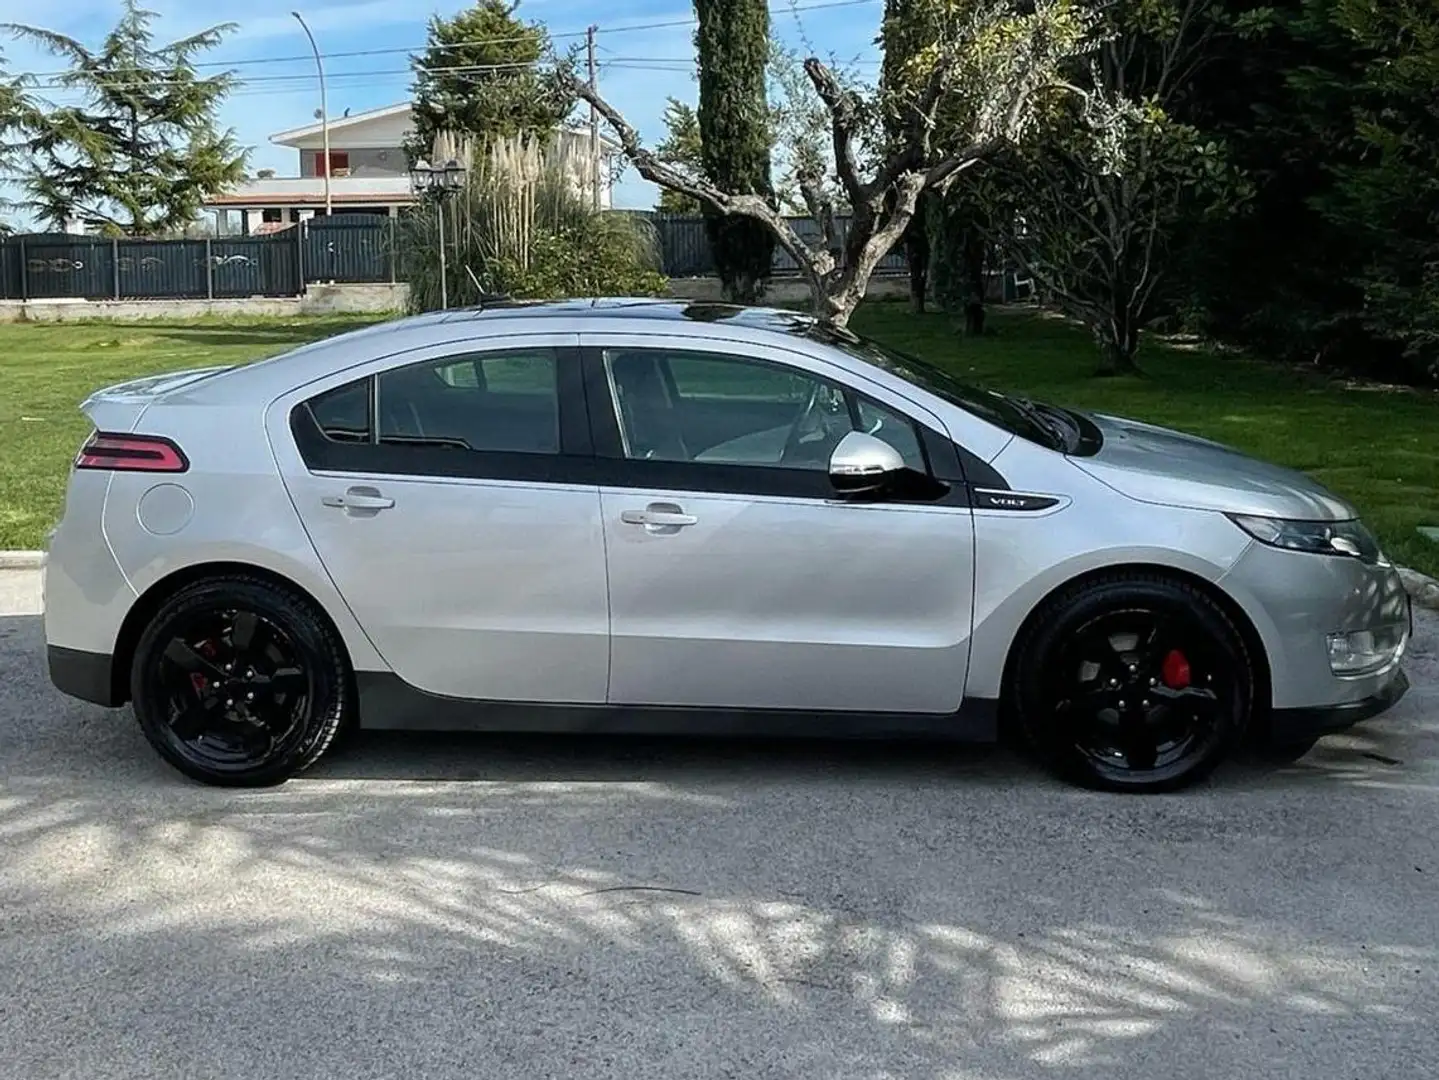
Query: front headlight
1228 514 1388 565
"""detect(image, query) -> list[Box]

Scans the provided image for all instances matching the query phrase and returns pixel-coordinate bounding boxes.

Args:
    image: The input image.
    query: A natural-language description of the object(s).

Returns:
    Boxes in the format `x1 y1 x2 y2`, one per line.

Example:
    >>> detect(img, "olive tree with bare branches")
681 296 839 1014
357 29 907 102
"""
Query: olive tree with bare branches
564 0 1098 326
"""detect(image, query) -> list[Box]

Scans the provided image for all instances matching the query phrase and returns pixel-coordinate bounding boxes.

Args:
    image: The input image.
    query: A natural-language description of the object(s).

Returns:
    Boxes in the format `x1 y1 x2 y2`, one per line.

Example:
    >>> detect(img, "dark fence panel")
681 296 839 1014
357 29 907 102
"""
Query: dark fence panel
0 209 902 302
212 233 303 298
303 215 393 284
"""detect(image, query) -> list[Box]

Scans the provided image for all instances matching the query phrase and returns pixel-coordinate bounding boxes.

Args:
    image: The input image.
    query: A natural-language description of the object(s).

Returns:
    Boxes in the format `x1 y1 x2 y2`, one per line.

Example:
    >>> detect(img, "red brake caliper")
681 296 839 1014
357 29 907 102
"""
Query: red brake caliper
190 640 218 694
1161 649 1192 690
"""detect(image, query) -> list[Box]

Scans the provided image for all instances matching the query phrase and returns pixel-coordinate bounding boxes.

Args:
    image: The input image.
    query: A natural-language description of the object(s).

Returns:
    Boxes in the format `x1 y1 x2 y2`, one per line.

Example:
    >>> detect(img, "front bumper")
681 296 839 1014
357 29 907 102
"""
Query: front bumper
1269 666 1409 744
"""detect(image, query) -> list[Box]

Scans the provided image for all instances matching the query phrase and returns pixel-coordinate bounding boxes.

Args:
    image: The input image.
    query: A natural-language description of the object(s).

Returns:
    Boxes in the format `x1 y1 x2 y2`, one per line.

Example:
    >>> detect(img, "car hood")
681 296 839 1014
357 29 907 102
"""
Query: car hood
1069 413 1357 521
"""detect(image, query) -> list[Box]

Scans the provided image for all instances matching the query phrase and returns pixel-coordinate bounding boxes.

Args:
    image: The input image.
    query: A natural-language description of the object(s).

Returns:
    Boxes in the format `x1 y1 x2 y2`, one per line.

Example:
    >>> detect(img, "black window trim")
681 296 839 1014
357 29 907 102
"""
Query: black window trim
290 344 598 484
579 343 974 507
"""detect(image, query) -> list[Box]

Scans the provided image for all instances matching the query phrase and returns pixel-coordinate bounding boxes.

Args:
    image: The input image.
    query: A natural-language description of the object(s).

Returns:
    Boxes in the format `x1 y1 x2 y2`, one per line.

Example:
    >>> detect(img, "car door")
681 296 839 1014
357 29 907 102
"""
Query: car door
271 333 610 704
582 332 977 715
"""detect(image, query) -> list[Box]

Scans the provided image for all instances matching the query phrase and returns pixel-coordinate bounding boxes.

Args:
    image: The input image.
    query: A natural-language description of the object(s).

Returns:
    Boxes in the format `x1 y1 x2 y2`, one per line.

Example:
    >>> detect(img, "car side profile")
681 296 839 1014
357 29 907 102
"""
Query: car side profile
43 299 1412 791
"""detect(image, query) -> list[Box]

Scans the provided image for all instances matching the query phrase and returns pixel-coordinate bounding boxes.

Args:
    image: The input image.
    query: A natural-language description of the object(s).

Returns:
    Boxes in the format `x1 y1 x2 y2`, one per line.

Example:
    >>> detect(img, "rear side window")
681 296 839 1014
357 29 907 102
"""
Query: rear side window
308 379 370 443
376 349 559 454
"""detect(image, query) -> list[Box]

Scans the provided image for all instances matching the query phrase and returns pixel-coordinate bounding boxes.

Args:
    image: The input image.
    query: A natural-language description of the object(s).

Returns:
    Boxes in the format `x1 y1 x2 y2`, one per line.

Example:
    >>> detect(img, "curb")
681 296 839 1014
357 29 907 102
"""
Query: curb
1399 567 1439 613
0 551 44 570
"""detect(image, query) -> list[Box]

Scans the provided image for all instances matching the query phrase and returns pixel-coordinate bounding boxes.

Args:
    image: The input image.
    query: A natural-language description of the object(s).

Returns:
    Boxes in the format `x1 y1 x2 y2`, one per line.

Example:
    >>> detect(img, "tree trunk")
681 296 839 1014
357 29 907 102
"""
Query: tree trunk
903 198 930 314
1096 315 1141 375
962 228 987 336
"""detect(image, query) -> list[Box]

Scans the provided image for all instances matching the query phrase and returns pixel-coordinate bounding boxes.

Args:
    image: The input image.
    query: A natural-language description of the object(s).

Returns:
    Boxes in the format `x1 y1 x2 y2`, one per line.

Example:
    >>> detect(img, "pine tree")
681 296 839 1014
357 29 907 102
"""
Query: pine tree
407 0 572 165
694 0 775 304
3 1 246 236
654 99 704 214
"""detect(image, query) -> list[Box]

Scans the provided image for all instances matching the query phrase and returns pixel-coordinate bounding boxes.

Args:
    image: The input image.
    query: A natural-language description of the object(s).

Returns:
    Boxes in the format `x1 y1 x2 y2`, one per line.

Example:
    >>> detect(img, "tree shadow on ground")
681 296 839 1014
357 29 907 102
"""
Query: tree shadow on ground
1 608 1436 1078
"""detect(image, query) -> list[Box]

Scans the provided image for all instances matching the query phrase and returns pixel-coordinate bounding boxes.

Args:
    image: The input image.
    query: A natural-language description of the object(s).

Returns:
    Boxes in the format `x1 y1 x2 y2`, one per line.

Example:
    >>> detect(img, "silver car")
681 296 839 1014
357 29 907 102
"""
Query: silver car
43 299 1412 792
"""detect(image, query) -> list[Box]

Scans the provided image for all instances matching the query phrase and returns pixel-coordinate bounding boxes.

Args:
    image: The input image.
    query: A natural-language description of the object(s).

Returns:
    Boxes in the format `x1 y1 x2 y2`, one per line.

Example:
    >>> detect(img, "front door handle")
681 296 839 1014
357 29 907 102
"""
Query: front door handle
322 486 395 513
621 502 697 530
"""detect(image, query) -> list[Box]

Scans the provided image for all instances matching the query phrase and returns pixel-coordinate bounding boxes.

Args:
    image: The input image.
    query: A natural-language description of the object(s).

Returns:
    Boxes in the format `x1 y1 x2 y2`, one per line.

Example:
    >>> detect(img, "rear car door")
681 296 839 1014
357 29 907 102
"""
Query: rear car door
269 333 610 704
582 332 977 716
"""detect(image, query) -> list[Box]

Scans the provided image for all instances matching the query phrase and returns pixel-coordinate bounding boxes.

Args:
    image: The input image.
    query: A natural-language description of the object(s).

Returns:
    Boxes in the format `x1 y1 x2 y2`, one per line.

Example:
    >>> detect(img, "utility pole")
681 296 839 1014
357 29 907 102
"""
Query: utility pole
587 24 601 211
293 11 333 217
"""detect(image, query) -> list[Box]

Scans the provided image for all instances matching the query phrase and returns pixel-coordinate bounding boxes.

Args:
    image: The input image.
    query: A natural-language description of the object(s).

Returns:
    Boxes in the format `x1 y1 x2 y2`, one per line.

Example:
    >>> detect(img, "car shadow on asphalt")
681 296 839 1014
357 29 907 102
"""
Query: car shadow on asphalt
3 608 1436 794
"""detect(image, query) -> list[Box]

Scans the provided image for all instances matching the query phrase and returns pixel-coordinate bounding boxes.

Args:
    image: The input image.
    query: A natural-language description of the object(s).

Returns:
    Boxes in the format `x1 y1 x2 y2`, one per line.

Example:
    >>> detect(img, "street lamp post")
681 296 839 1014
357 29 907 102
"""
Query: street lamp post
409 158 468 310
291 11 332 217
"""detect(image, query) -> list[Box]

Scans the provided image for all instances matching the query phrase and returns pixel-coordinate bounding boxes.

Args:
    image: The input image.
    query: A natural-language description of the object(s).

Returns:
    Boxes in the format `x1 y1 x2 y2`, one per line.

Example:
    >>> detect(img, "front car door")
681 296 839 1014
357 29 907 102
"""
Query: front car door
582 331 977 717
269 333 610 705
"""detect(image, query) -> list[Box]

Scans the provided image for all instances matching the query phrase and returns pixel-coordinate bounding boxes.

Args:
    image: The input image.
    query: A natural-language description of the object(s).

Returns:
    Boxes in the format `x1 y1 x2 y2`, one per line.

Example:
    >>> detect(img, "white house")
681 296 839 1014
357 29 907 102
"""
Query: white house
203 102 620 235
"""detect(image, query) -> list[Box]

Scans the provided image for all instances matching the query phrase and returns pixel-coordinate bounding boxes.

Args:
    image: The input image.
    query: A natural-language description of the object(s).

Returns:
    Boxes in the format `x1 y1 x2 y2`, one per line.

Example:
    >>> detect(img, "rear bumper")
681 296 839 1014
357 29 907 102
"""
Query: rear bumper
1269 666 1409 744
48 646 122 708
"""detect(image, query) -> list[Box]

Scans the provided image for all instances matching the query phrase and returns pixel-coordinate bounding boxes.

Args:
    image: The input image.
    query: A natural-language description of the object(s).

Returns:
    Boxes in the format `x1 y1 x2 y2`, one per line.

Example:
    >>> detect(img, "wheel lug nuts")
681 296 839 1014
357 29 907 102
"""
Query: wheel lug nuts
1118 699 1126 709
246 669 254 678
1149 677 1157 687
1128 664 1137 674
225 698 234 707
1142 699 1151 708
245 692 254 702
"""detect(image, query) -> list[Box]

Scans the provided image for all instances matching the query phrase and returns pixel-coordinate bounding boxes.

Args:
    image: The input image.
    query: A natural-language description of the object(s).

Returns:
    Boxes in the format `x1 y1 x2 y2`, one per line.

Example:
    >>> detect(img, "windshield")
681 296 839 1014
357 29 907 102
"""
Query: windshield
808 324 1067 450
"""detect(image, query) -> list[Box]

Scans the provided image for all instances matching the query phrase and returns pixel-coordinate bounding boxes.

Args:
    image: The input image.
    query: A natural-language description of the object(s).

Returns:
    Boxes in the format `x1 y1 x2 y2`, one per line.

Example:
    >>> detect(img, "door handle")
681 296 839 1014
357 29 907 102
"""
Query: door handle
322 486 395 512
621 503 697 529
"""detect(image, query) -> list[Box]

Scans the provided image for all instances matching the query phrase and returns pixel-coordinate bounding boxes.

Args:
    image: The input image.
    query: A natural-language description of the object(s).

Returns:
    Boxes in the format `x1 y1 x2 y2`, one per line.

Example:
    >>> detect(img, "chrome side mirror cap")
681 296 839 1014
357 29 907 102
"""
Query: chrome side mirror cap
829 430 907 496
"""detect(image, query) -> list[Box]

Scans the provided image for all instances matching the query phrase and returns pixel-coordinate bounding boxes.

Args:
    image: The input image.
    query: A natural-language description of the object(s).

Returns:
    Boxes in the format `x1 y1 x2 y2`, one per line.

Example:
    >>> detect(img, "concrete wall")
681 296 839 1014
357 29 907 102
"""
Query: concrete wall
0 275 903 322
0 283 410 323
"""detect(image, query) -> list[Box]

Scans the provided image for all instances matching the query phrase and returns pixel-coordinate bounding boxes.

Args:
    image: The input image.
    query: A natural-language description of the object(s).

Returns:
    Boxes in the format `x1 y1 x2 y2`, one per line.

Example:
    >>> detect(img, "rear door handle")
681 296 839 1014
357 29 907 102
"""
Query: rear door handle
621 503 697 529
322 486 395 512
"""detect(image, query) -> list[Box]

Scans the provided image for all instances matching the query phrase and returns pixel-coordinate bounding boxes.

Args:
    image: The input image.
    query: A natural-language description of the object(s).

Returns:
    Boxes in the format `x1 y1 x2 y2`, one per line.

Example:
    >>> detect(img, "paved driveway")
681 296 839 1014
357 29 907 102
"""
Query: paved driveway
2 567 1437 1080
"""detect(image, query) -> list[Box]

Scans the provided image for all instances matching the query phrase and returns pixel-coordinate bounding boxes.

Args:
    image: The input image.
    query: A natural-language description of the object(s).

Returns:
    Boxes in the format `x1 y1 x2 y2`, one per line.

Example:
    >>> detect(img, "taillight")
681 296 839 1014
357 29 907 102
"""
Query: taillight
75 432 189 473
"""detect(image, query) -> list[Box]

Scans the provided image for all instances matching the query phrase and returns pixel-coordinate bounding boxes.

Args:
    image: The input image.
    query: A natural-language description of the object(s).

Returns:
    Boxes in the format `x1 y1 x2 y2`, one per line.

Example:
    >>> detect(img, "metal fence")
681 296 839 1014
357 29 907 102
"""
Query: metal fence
641 212 908 278
0 211 902 302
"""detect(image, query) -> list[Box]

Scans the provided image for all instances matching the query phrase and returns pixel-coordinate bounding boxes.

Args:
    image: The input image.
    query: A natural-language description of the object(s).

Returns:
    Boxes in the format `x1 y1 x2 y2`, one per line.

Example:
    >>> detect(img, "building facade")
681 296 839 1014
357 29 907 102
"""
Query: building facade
204 103 619 235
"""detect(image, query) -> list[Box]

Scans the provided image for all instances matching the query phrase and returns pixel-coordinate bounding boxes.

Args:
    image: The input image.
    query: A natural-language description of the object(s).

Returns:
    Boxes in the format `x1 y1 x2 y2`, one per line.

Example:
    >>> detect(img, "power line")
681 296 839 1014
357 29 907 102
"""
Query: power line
6 0 882 82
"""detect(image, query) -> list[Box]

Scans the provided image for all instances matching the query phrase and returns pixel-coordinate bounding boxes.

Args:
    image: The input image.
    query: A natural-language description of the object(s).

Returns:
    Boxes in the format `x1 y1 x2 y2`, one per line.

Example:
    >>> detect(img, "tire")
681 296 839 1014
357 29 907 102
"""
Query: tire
130 576 353 787
1008 572 1253 793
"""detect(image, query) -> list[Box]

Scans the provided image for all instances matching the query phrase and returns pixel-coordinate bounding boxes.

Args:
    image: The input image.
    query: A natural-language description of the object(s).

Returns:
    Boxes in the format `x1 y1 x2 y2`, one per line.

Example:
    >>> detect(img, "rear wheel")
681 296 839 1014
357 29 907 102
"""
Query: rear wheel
1010 573 1253 792
130 577 352 787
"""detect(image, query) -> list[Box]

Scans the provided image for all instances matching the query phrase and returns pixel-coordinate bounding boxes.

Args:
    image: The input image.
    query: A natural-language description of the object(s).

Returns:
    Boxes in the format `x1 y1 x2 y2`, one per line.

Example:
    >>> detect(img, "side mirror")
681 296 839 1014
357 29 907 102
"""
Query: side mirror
828 430 907 496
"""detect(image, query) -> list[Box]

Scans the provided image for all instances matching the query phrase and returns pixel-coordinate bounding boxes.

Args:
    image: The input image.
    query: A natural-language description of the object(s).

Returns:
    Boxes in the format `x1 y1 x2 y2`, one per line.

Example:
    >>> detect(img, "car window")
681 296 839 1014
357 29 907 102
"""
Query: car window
308 379 369 444
377 349 560 454
856 397 927 472
603 347 927 474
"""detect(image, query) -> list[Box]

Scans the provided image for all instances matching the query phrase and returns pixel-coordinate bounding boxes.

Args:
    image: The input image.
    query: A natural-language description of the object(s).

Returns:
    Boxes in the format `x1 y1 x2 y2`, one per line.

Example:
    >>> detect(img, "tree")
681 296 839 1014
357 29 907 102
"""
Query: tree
694 0 776 304
880 0 934 314
567 0 1095 327
1312 0 1439 382
2 1 246 237
654 98 704 213
407 0 573 165
973 0 1245 372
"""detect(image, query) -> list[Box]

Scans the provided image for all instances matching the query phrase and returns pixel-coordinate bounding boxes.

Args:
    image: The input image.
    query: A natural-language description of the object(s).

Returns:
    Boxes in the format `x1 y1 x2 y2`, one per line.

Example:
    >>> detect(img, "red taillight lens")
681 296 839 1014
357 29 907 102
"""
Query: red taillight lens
75 432 189 473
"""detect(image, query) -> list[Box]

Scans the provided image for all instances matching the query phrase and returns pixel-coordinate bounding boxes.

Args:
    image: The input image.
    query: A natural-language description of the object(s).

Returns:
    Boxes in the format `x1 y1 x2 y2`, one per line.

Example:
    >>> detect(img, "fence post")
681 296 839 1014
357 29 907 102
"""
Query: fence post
112 238 120 300
17 237 26 302
205 237 214 300
296 219 305 295
388 214 397 284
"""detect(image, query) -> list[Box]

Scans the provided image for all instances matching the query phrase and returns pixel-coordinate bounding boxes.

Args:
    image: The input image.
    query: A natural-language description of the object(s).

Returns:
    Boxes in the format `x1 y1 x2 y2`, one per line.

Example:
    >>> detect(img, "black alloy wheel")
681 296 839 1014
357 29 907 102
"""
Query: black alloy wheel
131 577 352 787
1011 573 1253 792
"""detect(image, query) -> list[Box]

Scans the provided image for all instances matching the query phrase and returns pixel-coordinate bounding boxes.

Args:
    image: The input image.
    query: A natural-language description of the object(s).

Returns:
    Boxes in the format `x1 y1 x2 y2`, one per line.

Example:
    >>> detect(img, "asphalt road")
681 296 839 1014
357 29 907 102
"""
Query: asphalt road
2 567 1437 1080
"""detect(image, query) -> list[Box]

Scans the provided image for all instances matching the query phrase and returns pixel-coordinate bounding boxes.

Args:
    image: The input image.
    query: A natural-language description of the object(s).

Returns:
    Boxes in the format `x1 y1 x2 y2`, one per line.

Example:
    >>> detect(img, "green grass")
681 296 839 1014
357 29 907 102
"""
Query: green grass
1 303 1435 575
851 304 1439 576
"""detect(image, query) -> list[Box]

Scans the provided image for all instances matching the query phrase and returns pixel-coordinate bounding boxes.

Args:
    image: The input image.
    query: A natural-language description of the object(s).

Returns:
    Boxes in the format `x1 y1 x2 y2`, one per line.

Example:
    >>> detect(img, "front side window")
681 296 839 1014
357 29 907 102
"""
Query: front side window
602 347 928 474
377 348 560 454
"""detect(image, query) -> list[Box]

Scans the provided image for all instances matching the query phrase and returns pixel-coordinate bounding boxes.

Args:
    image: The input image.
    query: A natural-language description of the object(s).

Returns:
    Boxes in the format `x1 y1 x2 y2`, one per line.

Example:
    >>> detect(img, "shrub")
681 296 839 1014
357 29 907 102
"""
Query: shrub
397 132 667 311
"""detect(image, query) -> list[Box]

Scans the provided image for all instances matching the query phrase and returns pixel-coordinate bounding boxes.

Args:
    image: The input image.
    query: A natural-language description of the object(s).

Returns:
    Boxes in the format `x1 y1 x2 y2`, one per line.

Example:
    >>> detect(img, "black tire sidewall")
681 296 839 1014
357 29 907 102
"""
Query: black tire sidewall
1013 577 1253 793
130 578 350 787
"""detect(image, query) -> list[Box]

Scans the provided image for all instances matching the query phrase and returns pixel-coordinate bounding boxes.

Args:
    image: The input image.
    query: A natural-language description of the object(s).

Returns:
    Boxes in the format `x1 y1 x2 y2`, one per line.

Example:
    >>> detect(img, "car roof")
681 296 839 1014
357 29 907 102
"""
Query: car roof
206 298 834 400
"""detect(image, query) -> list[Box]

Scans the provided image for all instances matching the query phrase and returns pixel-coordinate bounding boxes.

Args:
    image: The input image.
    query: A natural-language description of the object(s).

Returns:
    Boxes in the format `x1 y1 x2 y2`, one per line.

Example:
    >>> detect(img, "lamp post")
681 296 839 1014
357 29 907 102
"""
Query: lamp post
409 158 467 310
291 11 332 217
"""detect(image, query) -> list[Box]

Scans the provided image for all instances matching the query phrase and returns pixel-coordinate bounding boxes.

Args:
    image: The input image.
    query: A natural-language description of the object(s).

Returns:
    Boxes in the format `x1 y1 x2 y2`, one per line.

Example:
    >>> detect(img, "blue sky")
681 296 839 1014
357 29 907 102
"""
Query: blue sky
0 0 886 217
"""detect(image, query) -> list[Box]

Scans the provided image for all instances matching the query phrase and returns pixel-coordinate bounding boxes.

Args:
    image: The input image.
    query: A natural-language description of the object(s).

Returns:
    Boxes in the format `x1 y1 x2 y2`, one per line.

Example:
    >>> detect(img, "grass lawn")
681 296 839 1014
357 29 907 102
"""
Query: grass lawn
1 303 1435 576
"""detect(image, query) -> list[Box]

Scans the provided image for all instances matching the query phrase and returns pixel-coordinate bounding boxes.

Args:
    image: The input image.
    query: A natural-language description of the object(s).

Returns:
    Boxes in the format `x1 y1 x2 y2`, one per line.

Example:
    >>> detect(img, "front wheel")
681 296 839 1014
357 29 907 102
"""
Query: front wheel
1010 573 1254 793
130 576 352 787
